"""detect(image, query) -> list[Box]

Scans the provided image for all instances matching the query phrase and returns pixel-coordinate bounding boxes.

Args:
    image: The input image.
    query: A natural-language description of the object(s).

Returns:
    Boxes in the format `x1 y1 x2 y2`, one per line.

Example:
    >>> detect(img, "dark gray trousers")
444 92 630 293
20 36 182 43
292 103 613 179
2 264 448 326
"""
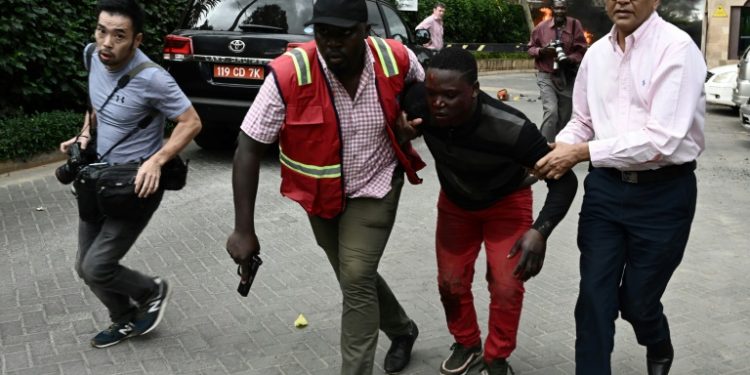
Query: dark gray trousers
537 72 574 143
307 172 412 375
75 191 162 323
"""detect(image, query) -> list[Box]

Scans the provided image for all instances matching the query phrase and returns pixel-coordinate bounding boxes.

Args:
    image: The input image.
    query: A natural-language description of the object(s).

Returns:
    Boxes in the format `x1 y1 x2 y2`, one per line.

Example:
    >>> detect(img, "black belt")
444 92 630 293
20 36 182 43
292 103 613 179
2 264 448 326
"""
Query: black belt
591 161 696 184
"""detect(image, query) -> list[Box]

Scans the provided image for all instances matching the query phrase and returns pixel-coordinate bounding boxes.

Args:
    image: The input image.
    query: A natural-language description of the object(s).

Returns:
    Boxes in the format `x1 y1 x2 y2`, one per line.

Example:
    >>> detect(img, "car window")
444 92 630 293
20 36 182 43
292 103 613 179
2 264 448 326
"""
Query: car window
381 5 410 43
367 1 386 38
184 0 314 34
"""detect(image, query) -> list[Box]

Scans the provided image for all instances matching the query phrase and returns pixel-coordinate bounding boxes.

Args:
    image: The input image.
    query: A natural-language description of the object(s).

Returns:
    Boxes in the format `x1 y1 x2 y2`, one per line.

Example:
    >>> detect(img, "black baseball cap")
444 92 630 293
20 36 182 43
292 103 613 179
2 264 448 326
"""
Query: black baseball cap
305 0 368 28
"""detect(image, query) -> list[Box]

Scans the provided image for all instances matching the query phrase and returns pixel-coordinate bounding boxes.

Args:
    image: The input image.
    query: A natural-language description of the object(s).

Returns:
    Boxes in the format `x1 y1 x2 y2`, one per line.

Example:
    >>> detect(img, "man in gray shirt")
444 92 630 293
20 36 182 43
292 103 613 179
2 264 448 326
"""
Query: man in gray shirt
58 0 201 348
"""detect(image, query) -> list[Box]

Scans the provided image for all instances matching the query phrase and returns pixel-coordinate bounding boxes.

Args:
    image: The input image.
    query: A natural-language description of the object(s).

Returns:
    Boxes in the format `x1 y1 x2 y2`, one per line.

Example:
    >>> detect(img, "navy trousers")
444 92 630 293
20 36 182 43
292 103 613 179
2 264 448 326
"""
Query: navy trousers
574 168 697 375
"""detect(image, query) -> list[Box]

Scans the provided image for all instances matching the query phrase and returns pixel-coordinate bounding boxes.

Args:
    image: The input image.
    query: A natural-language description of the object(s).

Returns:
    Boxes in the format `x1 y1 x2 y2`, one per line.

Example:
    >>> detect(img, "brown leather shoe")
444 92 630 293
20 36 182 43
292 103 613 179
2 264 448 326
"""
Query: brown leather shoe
384 321 419 374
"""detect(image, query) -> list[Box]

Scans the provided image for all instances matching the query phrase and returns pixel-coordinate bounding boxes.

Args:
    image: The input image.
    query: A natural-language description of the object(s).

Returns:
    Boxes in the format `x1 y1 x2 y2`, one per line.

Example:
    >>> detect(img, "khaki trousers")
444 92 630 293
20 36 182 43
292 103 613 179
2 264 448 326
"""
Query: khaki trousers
308 172 412 375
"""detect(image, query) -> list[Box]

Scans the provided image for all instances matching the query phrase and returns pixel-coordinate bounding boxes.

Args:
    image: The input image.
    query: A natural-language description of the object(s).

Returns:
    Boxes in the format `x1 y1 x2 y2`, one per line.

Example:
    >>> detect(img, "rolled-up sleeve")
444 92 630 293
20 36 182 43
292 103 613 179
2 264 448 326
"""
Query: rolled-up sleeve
405 48 425 83
240 73 286 144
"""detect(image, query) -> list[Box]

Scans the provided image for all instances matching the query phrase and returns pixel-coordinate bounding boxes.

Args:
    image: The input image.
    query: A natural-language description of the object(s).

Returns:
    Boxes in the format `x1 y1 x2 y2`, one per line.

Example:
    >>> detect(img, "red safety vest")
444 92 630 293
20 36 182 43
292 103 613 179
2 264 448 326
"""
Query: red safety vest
270 36 425 218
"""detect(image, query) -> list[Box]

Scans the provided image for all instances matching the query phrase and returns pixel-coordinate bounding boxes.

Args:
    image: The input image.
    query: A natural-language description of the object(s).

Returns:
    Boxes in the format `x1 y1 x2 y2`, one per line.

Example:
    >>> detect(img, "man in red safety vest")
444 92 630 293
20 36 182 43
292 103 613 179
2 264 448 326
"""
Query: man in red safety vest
226 0 425 373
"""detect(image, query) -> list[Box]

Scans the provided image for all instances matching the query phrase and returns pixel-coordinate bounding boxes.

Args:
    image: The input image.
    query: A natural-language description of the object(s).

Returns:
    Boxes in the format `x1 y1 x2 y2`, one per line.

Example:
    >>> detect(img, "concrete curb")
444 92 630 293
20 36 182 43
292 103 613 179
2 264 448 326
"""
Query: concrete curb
0 151 66 175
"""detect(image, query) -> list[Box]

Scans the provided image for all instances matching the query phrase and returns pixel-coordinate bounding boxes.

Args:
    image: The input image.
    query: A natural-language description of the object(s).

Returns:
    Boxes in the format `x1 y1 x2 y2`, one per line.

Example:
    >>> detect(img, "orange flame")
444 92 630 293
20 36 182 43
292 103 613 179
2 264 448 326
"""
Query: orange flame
584 30 594 45
534 7 553 25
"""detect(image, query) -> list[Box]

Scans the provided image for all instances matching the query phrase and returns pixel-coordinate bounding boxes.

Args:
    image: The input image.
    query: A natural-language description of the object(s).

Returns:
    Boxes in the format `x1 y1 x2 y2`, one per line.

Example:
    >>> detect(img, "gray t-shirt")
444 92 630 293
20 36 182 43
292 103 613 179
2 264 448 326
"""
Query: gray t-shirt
86 44 191 164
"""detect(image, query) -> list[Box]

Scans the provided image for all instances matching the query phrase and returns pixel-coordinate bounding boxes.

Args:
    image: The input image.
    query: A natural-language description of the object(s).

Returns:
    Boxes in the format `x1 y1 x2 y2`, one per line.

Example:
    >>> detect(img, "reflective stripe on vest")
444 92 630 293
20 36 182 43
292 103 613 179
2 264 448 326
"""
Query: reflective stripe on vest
369 36 399 77
280 149 341 179
284 48 312 86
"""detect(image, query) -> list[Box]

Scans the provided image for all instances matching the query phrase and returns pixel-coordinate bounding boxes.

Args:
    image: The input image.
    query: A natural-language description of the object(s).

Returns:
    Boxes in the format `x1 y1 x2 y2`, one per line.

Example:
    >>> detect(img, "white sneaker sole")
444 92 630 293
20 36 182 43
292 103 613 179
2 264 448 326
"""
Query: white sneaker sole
441 352 483 375
139 280 171 336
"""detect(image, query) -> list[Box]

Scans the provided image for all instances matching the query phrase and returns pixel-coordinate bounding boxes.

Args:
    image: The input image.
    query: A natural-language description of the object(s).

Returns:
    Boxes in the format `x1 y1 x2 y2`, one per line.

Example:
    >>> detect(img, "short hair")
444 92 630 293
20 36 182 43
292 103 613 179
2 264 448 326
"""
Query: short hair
428 47 478 85
96 0 145 35
551 0 567 6
434 2 446 9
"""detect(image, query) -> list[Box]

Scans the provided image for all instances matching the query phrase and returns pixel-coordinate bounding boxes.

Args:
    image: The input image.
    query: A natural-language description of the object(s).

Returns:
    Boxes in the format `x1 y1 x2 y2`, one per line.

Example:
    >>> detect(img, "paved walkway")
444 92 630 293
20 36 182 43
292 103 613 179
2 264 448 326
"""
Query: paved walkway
1 73 749 374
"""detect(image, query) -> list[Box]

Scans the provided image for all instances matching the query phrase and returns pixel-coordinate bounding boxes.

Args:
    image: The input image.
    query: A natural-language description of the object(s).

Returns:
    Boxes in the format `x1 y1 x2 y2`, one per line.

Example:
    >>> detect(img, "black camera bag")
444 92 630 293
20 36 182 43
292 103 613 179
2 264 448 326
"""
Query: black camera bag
161 155 189 191
73 164 108 222
95 163 160 220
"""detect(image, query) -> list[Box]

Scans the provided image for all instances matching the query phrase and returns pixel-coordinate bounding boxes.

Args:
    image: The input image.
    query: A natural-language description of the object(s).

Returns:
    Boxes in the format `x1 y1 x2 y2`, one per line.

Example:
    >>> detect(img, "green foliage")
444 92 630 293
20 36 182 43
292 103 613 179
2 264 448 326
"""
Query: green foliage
391 0 528 44
0 111 82 161
0 0 189 117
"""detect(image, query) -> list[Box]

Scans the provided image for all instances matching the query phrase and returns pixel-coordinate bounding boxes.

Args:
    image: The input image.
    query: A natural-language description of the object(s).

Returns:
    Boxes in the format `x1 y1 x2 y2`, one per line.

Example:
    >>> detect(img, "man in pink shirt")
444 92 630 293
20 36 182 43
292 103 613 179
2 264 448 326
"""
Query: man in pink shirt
527 0 587 142
534 1 706 374
415 2 445 50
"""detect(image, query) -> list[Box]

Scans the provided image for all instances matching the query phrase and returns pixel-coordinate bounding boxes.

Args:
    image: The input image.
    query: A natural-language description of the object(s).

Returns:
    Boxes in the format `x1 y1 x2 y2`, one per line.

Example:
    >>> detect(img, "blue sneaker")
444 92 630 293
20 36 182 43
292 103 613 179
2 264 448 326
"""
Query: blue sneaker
133 277 170 335
91 322 135 348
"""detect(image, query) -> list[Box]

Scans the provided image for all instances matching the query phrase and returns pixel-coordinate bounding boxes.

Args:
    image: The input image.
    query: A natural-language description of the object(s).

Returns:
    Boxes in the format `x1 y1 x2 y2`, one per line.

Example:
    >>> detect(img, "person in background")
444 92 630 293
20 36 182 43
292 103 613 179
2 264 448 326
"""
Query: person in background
527 0 586 142
416 2 446 50
534 0 706 374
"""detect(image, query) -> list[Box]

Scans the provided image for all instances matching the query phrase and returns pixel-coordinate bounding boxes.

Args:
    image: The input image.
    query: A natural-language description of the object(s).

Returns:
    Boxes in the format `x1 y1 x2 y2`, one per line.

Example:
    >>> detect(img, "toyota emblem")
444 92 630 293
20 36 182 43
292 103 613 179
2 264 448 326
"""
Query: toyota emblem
228 40 245 53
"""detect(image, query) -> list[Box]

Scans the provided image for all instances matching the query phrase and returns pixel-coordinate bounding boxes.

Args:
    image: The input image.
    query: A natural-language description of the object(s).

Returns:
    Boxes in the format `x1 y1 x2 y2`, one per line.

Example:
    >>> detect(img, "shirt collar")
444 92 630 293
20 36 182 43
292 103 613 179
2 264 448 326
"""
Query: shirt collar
608 11 659 51
547 18 564 30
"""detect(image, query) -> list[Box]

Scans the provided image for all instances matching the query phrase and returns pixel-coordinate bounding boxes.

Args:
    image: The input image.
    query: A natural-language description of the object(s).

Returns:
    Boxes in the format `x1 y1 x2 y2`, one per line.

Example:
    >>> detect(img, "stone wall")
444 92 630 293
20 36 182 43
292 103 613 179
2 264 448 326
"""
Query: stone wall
476 58 535 72
706 0 748 67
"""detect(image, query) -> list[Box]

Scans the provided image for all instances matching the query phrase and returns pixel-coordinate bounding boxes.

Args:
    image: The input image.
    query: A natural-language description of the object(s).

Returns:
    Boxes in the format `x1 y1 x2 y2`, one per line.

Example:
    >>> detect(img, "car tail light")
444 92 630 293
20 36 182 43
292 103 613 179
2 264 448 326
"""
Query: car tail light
286 43 303 52
163 35 193 61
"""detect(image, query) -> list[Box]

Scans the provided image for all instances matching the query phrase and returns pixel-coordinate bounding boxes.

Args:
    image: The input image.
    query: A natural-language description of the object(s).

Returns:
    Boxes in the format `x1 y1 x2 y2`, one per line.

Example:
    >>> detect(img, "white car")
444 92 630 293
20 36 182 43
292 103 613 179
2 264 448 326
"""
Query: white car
705 64 738 107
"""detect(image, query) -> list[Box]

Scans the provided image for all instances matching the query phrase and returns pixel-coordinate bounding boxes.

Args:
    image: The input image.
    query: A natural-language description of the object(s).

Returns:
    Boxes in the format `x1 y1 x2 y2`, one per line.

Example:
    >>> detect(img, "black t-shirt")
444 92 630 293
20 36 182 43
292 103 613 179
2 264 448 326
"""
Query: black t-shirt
401 82 577 238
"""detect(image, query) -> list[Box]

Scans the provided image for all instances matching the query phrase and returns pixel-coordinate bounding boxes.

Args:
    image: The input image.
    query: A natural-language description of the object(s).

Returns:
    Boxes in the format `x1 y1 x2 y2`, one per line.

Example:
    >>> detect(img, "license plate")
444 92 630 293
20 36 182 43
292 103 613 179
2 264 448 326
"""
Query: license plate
213 64 264 80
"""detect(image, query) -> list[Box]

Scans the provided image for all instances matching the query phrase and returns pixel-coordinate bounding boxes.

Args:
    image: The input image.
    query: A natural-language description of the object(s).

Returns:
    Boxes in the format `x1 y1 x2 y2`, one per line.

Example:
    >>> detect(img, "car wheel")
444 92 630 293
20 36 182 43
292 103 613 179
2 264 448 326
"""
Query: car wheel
193 127 239 150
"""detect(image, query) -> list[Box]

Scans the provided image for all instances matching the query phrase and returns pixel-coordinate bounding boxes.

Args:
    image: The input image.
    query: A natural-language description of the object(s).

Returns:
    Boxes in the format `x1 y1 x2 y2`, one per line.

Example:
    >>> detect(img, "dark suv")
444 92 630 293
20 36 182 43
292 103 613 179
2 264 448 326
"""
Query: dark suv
163 0 433 149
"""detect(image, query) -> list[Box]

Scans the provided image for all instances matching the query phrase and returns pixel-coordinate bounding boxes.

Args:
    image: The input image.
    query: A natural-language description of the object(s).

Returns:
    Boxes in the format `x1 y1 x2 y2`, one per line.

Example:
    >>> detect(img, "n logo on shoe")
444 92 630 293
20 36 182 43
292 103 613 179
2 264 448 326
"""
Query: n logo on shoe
118 325 133 336
148 300 161 314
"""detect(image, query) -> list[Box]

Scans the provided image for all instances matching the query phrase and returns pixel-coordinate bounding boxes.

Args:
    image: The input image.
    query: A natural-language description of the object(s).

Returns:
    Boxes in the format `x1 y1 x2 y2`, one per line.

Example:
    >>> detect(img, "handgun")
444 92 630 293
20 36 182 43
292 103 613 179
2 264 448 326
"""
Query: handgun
237 254 263 297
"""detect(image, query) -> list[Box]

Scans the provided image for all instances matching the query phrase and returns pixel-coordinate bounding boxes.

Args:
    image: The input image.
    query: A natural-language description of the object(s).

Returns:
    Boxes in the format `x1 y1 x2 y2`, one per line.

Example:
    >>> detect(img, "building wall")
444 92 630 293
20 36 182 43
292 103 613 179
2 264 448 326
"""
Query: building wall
706 0 747 67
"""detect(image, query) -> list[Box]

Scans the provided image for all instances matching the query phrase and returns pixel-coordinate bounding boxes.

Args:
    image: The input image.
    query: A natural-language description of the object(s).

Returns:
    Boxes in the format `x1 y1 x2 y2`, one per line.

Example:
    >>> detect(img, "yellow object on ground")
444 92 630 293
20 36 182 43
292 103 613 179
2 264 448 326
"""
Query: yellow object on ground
295 314 308 328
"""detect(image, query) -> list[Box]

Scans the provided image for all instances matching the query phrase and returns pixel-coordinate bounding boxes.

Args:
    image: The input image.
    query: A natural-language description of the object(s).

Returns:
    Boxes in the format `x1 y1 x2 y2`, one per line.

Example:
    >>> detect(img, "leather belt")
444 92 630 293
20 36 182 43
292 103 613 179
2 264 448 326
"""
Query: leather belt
591 161 696 184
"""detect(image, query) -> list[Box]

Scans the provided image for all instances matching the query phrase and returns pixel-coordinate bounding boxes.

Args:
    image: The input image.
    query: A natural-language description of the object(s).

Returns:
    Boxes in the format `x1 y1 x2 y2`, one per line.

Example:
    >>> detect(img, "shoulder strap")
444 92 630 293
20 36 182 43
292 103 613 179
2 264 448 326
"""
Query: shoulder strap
123 62 161 84
84 43 96 72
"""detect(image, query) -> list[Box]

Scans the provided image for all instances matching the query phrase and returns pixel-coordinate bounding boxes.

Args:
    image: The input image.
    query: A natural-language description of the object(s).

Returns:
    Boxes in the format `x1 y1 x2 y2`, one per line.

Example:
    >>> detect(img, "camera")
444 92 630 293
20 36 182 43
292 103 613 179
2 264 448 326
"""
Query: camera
551 40 568 70
55 142 91 184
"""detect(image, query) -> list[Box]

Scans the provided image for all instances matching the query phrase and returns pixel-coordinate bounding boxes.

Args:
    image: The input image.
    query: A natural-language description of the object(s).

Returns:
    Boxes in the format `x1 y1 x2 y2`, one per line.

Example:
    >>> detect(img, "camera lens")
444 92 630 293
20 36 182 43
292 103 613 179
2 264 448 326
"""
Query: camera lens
55 164 77 185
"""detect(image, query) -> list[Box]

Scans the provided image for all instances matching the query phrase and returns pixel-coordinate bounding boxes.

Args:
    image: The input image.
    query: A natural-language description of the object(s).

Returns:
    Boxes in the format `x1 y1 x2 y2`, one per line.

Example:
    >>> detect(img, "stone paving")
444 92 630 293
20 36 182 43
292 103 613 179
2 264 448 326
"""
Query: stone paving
1 72 750 374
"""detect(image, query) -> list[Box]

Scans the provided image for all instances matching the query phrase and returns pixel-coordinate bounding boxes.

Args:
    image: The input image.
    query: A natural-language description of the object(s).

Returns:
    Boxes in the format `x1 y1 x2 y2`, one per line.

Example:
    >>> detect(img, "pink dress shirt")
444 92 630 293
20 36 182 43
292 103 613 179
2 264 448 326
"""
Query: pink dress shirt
415 15 443 50
556 12 706 171
241 44 424 199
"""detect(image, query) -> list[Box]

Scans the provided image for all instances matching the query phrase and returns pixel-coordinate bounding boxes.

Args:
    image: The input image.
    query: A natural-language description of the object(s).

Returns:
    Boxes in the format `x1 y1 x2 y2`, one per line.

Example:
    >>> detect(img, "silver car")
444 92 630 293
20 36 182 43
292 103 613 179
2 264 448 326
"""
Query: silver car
732 46 750 107
740 102 750 130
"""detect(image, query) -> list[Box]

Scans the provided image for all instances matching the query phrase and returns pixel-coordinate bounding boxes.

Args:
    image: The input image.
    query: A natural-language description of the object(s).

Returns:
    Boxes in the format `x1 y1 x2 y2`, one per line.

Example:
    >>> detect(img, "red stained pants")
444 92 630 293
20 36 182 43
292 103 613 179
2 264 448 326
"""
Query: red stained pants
436 187 532 361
